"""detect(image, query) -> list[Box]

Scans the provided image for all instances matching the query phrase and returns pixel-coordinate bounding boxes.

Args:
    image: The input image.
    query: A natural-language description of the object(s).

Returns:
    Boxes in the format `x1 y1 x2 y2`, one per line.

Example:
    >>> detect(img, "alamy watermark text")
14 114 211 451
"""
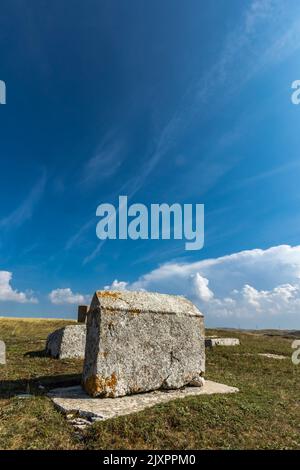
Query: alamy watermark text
0 80 6 104
291 80 300 105
96 196 204 251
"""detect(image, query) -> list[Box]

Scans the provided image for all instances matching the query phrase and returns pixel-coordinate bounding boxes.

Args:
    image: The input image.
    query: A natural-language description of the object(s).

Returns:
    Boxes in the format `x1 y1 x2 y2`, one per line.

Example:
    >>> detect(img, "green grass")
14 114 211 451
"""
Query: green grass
0 318 299 450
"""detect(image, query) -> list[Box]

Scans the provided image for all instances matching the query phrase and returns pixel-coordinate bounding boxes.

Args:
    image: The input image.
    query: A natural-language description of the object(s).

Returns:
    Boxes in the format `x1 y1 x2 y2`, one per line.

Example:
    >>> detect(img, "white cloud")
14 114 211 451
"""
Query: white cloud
104 280 129 291
206 281 300 320
0 271 38 303
105 245 300 326
49 288 89 305
192 273 214 302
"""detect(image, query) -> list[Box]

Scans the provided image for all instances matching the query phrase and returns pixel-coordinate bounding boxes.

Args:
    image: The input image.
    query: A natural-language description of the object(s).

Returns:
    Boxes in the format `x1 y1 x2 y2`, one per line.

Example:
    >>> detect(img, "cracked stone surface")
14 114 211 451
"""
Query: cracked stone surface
46 324 86 359
48 381 239 421
83 290 205 397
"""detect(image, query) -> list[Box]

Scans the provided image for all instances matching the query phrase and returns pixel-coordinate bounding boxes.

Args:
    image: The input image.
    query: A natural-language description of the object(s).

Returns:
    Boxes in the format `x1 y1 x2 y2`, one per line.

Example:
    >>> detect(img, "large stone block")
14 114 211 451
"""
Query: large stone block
82 290 205 398
46 324 86 359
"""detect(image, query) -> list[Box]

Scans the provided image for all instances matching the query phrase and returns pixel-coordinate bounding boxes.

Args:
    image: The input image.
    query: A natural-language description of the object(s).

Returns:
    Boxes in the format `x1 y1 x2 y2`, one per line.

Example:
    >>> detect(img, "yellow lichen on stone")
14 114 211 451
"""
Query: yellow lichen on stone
98 291 121 299
83 373 117 397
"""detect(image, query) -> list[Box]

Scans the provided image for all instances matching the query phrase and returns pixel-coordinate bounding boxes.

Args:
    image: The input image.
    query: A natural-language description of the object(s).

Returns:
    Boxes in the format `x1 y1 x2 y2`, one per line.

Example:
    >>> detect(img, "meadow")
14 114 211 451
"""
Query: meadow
0 318 299 450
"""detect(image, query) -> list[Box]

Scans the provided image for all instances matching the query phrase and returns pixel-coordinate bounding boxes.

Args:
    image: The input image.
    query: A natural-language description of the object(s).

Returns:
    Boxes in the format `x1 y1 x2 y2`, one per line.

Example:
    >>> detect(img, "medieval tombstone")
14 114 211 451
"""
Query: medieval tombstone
82 290 205 398
0 340 6 365
78 305 88 323
46 324 86 359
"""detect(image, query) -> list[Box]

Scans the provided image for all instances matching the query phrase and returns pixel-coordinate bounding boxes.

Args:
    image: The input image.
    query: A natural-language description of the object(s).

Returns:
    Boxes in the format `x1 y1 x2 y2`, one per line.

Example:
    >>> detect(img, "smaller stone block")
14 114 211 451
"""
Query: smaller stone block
46 325 86 359
205 337 240 347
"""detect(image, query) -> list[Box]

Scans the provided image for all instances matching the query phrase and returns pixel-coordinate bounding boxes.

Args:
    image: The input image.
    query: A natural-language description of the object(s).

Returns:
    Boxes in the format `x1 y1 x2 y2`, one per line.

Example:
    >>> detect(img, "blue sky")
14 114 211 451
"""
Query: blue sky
1 0 300 328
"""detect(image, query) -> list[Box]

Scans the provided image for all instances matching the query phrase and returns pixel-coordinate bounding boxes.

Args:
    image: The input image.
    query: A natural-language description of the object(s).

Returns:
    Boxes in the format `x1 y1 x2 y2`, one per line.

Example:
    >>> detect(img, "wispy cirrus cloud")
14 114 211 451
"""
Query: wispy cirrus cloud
0 170 47 230
64 135 125 255
77 0 300 265
65 218 95 251
80 136 123 189
222 159 300 196
196 0 290 105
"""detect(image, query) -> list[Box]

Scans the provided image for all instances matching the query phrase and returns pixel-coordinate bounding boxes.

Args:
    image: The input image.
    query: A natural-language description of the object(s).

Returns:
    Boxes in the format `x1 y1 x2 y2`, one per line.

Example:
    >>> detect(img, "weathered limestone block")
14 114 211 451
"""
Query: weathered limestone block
205 337 240 347
0 340 6 365
82 290 205 398
46 325 86 359
78 305 89 323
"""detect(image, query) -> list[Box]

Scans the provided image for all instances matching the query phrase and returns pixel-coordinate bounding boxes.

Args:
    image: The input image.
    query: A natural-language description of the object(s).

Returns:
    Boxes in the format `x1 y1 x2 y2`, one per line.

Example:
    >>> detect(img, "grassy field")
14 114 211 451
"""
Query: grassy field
0 318 299 450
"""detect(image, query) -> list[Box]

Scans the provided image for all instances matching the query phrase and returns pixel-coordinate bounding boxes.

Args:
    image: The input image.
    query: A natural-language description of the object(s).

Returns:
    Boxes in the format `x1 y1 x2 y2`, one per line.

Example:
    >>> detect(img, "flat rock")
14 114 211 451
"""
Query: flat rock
234 352 287 360
46 324 86 359
82 290 205 398
205 337 240 347
0 340 5 365
258 353 286 360
48 380 239 421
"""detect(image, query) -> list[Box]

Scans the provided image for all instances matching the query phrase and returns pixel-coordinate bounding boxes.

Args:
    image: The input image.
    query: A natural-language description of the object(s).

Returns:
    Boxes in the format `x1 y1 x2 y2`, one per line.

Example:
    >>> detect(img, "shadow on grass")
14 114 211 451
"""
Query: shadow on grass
23 349 48 358
0 373 81 398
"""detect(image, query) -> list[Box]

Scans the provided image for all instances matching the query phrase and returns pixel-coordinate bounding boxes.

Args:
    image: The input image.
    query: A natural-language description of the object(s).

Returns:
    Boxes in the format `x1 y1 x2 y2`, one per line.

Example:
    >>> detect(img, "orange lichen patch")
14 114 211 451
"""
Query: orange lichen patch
97 291 121 299
100 351 109 358
84 373 118 397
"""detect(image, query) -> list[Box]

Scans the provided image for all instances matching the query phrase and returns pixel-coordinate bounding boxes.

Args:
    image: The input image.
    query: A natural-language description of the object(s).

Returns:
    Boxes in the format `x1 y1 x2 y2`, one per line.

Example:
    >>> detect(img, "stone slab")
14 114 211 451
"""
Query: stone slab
46 324 86 359
83 290 205 397
48 380 239 421
0 340 5 365
258 353 286 360
205 337 240 347
233 352 287 361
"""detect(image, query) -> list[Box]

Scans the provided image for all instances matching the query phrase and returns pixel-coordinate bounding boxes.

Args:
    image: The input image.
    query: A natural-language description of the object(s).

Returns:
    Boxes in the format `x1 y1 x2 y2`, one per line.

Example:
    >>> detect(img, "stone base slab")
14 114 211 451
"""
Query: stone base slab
48 380 239 421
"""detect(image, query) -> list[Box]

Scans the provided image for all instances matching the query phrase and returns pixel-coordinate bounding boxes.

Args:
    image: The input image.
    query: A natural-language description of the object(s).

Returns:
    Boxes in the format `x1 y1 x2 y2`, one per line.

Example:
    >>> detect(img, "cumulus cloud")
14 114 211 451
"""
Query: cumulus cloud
49 288 89 305
104 280 129 291
105 245 300 326
192 273 214 302
0 271 38 303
